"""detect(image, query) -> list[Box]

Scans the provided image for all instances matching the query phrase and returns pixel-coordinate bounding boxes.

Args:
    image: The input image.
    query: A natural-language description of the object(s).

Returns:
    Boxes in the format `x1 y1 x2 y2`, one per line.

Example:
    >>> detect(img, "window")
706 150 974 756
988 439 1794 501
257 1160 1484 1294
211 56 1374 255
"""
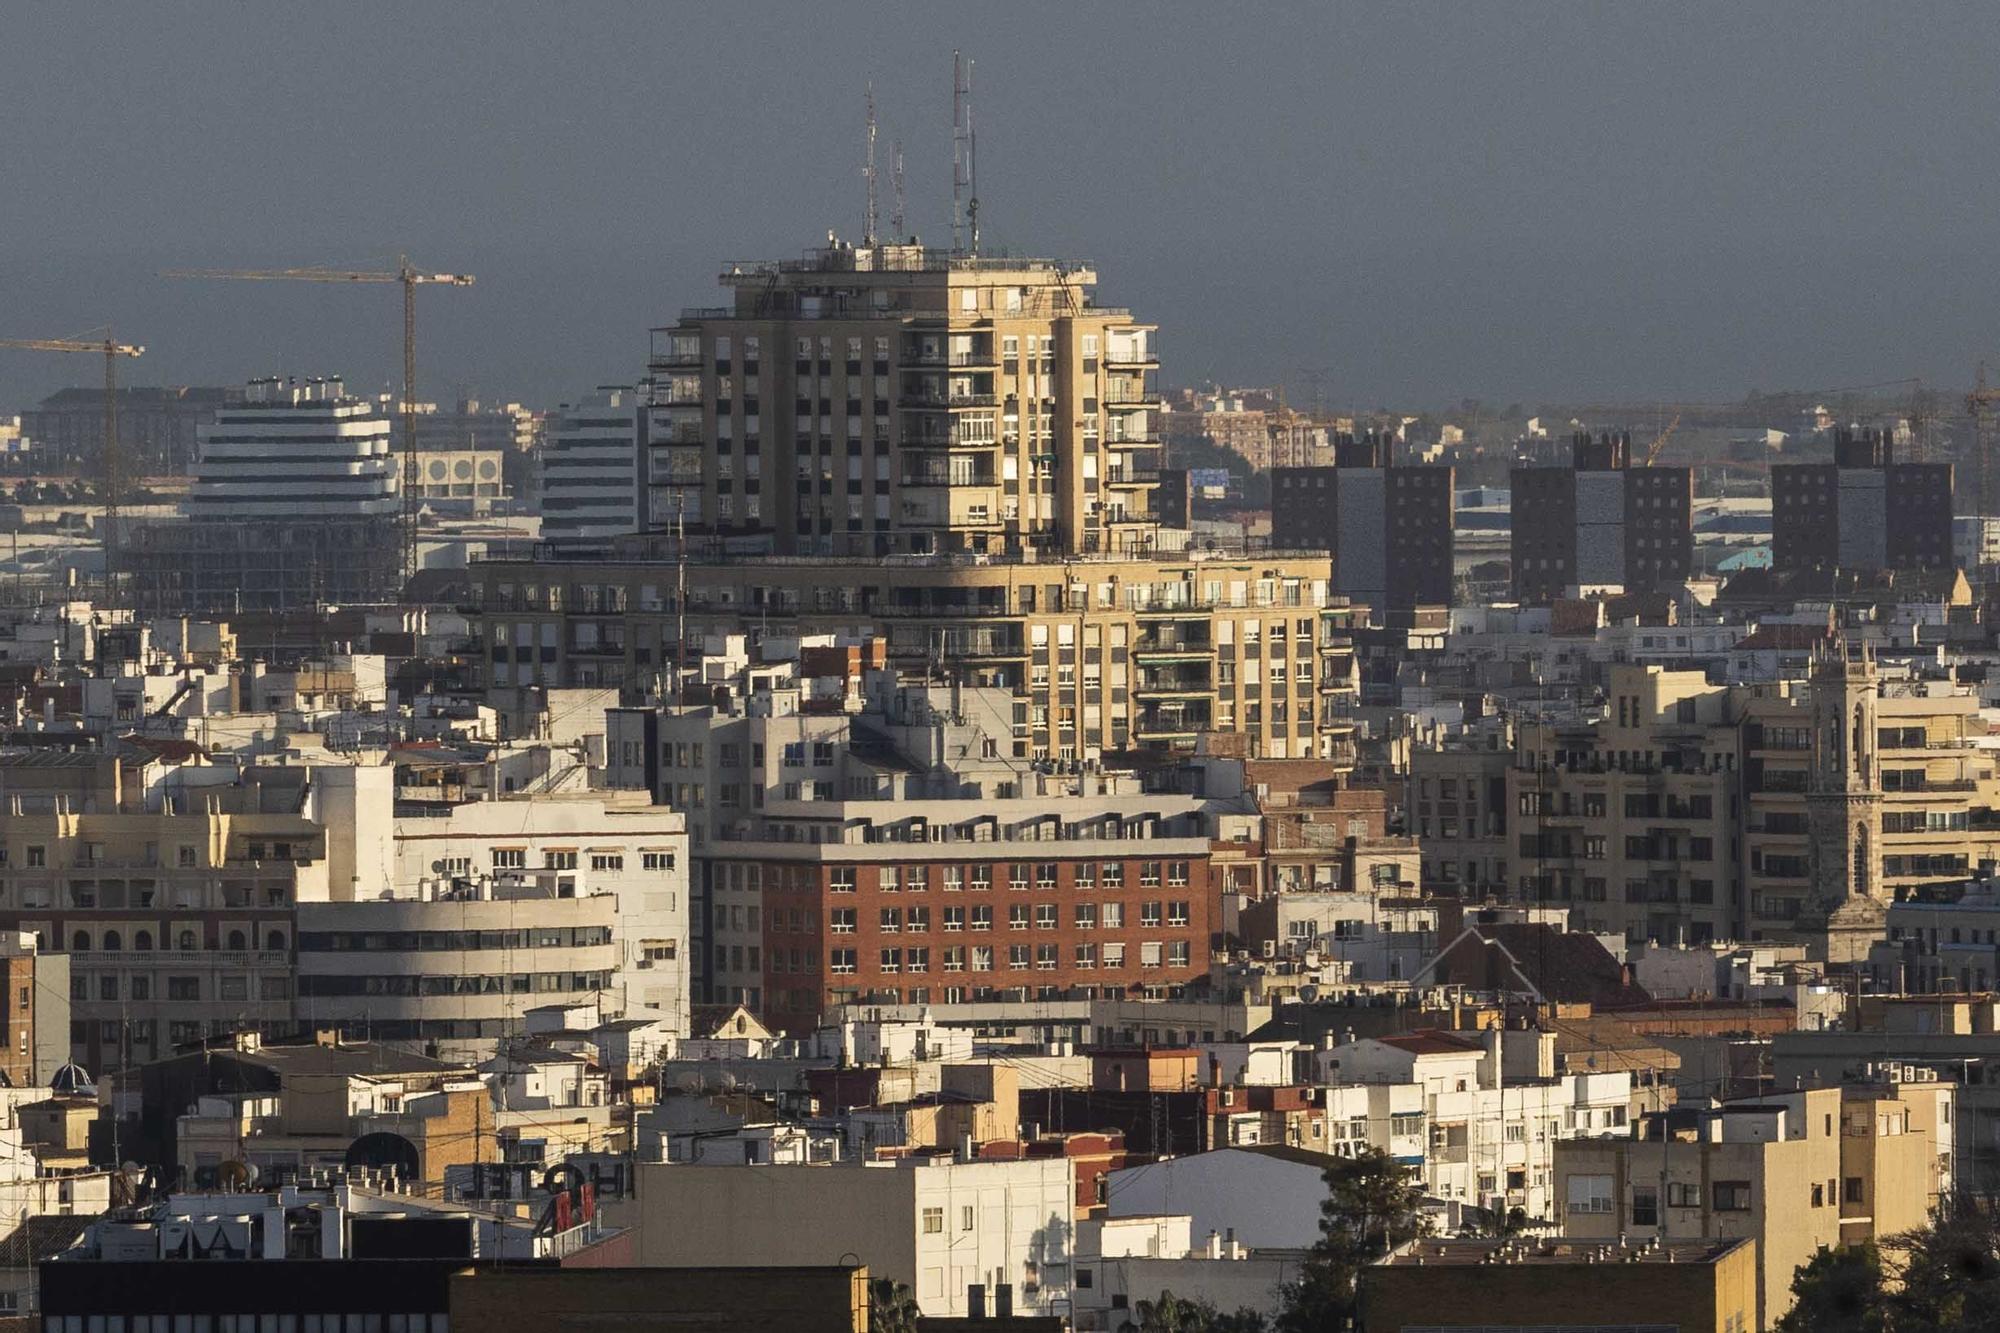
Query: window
1009 904 1030 931
1632 1186 1658 1226
1140 941 1164 968
1075 903 1098 929
944 907 965 932
1009 944 1031 970
1141 902 1163 928
1103 902 1125 928
1036 944 1058 970
167 976 200 1001
1567 1174 1614 1214
831 868 857 893
544 850 578 871
829 949 858 975
971 945 994 971
1075 943 1097 969
1714 1181 1752 1211
830 909 857 934
1035 904 1057 930
970 906 992 931
1667 1182 1701 1208
1166 901 1190 927
879 908 901 934
1844 1177 1864 1204
590 853 624 872
1103 942 1126 969
922 1207 944 1234
879 949 901 974
642 851 675 872
1168 940 1191 968
494 848 526 870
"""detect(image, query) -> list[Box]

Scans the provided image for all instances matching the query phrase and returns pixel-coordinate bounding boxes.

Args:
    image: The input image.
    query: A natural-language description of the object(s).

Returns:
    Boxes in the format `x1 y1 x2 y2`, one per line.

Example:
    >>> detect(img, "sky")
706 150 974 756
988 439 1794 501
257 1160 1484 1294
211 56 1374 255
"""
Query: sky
3 3 1999 416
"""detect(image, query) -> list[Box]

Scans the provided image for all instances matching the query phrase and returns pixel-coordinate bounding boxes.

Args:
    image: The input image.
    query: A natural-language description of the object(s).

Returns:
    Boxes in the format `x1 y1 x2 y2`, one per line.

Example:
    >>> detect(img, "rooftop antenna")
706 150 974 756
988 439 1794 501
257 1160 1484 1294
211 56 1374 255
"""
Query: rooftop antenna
951 50 968 252
863 83 879 246
966 57 980 254
890 139 906 239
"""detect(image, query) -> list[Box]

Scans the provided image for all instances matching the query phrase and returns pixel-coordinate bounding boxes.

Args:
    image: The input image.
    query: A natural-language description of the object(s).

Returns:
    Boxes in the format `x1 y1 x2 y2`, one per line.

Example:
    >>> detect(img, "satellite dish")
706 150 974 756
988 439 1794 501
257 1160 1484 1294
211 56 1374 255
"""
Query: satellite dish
344 1132 420 1179
216 1159 254 1192
431 860 446 873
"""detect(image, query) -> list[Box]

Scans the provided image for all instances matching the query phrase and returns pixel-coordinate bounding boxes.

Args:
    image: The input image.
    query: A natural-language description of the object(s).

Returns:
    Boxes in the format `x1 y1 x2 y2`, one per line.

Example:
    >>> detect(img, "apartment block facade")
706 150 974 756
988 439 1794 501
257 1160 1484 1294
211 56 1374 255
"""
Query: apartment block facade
1510 433 1693 604
473 550 1355 762
605 680 1219 1028
1556 1080 1951 1328
1411 660 2000 946
1271 434 1455 610
645 239 1162 558
1772 427 1954 574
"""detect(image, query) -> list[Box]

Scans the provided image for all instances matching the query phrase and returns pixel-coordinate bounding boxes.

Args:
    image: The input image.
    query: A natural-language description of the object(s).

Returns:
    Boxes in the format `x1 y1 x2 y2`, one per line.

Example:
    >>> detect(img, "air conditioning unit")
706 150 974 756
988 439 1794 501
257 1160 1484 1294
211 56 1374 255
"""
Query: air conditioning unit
1261 941 1277 958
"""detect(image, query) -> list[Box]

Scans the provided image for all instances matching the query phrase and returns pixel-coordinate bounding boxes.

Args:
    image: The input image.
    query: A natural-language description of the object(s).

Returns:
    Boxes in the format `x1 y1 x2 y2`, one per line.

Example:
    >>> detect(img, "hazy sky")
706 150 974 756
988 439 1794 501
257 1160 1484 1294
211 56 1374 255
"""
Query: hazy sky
4 3 1999 415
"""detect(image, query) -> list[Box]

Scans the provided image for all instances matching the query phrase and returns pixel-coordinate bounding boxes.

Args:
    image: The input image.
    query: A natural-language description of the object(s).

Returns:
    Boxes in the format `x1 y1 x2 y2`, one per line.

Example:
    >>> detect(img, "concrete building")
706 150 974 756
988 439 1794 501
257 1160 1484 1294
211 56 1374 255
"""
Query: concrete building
1412 659 2000 948
607 666 1220 1023
1773 427 1953 575
1554 1081 1951 1328
644 237 1162 558
0 932 69 1089
541 387 642 550
21 385 241 475
1511 432 1693 604
1364 1236 1757 1333
447 1265 871 1333
1271 434 1455 610
633 1157 1074 1318
472 548 1352 761
121 377 401 612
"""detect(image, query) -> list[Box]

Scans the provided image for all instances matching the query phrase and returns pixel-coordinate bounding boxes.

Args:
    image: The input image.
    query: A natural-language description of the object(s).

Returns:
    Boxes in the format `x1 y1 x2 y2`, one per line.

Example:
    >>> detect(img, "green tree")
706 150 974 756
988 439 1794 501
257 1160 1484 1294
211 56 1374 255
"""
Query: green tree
1776 1243 1886 1333
1276 1147 1426 1333
1883 1195 2000 1333
1131 1290 1267 1333
867 1278 920 1333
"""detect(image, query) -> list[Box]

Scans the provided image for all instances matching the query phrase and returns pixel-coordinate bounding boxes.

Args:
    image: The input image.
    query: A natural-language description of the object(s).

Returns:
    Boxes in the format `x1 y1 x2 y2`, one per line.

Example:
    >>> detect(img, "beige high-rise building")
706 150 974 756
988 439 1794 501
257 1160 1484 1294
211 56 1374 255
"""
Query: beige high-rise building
644 238 1161 558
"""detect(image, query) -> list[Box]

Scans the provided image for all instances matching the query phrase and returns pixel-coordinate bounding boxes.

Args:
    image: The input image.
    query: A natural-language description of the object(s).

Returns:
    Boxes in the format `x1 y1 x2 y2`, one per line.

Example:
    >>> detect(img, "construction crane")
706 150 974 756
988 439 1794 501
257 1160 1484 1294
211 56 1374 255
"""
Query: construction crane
161 258 475 579
1969 364 2000 517
1641 412 1681 467
0 335 145 590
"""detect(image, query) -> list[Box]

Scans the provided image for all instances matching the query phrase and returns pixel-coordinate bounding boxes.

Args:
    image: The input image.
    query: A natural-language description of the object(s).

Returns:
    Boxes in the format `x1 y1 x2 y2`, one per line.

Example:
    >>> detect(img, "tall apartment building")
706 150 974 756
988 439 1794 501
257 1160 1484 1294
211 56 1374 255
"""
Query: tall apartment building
540 387 642 551
473 549 1352 761
1411 660 2000 948
606 673 1220 1028
1271 432 1455 611
1510 432 1692 604
1772 426 1954 574
644 238 1161 558
121 376 402 612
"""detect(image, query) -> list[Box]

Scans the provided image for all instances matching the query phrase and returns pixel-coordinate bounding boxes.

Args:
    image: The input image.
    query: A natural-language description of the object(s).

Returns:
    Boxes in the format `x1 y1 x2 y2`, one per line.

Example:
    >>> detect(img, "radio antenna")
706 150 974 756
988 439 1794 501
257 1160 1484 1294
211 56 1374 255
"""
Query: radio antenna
890 139 906 239
863 83 879 245
951 50 967 252
965 58 979 254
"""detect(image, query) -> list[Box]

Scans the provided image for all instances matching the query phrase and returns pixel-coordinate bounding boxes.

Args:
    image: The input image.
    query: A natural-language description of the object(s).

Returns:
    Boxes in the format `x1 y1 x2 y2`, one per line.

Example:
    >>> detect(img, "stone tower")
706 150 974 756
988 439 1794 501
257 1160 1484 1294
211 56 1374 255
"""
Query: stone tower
1801 640 1887 964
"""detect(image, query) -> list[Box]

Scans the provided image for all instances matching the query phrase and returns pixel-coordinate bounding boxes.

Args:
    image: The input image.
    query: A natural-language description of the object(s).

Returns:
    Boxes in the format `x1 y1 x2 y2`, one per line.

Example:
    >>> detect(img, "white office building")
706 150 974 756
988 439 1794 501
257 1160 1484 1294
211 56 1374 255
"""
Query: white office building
185 377 397 522
541 387 641 549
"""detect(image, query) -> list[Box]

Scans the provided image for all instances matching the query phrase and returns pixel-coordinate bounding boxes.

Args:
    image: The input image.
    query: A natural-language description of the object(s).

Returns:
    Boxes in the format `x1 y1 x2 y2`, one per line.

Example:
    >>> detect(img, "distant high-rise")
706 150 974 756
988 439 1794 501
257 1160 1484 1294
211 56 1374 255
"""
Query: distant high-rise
1272 431 1455 610
1510 432 1692 605
1771 427 1952 575
540 387 642 552
121 377 400 611
645 238 1162 557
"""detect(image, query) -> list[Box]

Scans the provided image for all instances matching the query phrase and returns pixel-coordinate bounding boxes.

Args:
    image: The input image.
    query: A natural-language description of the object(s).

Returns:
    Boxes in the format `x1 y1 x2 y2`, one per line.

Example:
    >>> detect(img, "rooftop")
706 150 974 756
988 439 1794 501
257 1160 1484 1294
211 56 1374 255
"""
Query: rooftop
1382 1236 1751 1268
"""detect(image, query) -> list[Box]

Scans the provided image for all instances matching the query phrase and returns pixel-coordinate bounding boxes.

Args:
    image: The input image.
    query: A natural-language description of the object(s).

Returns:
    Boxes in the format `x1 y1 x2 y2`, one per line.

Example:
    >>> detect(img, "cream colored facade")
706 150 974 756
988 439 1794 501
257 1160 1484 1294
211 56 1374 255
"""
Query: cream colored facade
1413 662 2000 947
647 241 1161 558
475 551 1357 760
1555 1080 1950 1330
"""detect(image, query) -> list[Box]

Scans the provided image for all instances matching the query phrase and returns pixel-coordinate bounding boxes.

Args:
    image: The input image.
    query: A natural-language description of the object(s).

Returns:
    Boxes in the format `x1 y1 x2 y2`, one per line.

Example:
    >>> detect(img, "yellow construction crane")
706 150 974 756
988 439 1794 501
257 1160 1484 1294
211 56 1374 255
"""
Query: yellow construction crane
161 258 475 579
0 335 145 586
1641 411 1681 467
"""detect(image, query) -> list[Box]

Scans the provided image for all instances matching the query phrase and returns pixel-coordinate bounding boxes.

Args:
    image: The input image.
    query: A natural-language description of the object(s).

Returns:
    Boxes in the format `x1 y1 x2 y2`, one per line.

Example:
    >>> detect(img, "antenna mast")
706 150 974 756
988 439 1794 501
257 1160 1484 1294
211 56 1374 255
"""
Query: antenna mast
863 83 879 245
965 57 979 254
951 50 967 253
890 139 906 239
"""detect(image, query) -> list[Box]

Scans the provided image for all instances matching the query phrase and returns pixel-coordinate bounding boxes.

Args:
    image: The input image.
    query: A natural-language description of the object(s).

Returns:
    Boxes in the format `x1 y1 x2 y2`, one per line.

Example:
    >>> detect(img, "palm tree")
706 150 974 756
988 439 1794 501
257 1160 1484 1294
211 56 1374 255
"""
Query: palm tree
1136 1290 1210 1333
868 1278 920 1333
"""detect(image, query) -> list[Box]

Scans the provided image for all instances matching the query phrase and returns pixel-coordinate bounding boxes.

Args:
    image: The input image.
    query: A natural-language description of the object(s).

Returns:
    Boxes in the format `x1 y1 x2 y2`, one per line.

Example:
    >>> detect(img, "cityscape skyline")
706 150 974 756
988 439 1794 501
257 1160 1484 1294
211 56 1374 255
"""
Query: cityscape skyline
8 4 2000 415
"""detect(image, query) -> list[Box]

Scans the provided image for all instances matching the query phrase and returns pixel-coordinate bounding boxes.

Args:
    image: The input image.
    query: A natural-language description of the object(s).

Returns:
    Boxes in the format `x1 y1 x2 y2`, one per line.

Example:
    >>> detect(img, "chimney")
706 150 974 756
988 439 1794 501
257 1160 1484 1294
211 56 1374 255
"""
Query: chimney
994 1284 1013 1319
966 1284 987 1320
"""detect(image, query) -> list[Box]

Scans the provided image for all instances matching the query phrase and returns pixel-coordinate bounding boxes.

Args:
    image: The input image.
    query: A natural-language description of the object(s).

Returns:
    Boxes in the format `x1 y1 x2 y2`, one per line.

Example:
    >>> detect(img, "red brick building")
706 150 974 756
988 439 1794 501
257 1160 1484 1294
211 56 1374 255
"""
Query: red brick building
758 845 1218 1033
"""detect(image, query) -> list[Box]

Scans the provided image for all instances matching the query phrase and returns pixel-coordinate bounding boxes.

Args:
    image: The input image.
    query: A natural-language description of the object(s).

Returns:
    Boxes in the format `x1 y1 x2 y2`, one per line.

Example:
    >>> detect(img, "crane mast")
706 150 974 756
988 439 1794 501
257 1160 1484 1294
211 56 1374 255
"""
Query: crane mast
161 259 474 580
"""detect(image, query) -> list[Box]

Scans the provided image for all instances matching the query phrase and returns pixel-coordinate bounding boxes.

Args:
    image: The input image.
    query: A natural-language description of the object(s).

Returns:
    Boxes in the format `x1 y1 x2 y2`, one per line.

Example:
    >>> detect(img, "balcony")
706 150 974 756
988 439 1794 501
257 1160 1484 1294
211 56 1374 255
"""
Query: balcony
1105 469 1161 489
901 392 999 409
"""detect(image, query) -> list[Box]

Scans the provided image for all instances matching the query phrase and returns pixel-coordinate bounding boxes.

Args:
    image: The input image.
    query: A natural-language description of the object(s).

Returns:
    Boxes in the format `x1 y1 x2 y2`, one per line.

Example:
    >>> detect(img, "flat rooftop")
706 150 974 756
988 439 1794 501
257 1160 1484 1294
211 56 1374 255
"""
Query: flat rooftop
1383 1237 1749 1268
